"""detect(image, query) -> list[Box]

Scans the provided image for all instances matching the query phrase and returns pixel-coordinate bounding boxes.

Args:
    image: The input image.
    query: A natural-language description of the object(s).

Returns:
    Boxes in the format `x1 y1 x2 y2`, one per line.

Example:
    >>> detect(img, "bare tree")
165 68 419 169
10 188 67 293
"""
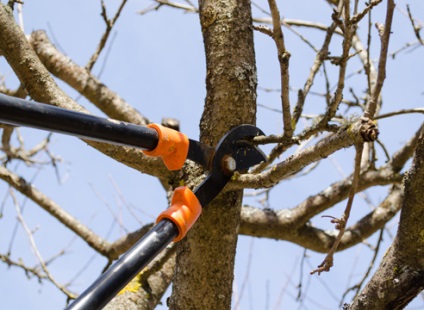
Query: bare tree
0 0 423 309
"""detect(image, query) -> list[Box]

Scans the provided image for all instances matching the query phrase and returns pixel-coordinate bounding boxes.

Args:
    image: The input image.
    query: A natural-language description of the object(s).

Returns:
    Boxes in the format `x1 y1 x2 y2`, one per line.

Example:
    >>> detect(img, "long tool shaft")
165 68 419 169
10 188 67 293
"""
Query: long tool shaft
66 219 178 310
0 93 159 150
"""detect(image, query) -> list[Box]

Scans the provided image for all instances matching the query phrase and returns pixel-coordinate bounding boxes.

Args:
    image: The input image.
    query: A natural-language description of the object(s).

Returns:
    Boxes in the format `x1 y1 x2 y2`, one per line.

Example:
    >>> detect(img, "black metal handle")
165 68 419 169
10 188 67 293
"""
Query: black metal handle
0 93 158 150
66 219 178 310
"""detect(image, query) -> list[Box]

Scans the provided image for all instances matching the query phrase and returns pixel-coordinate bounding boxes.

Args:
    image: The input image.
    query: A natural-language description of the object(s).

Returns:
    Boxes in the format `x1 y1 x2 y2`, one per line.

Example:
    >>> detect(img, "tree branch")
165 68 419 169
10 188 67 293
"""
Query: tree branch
0 252 48 281
293 21 338 127
0 165 112 257
266 0 292 138
240 184 403 253
230 118 378 189
239 123 421 247
374 108 424 120
310 142 364 275
86 0 128 71
349 0 382 25
364 0 395 119
406 4 424 46
317 1 355 126
138 0 198 14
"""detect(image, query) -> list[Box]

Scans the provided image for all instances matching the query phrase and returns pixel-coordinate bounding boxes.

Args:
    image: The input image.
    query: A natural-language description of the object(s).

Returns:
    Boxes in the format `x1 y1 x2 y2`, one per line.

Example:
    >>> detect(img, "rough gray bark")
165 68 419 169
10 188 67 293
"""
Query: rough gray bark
168 0 257 309
348 128 424 309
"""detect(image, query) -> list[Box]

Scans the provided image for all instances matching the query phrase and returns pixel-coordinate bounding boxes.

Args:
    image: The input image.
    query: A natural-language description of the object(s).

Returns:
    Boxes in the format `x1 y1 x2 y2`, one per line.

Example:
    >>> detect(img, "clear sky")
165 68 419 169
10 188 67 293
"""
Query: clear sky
0 0 423 309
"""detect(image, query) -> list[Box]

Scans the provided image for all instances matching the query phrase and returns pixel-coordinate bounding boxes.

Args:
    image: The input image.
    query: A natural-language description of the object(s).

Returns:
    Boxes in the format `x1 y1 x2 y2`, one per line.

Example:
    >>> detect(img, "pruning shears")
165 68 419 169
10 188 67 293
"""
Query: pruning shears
0 93 266 309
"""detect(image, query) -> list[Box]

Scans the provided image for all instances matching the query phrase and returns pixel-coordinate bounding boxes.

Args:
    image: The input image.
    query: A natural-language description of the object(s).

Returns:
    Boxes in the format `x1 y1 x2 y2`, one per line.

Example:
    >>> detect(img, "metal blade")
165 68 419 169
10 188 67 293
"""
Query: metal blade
193 125 266 207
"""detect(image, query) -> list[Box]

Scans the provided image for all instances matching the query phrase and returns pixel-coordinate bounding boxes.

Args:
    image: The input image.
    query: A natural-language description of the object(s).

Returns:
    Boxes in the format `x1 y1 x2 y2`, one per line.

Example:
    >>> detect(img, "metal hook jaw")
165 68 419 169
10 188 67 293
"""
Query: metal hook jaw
194 125 266 207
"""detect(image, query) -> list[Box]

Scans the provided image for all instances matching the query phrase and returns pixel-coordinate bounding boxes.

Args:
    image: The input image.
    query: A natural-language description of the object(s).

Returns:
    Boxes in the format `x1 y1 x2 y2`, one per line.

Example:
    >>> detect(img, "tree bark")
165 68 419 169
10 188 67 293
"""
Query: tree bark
168 0 257 309
349 128 424 309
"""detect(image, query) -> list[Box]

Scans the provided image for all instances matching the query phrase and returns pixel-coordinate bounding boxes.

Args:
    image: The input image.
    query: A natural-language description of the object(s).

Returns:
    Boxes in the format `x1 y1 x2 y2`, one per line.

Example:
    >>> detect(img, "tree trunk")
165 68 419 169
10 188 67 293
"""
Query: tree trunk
168 0 257 309
349 128 424 309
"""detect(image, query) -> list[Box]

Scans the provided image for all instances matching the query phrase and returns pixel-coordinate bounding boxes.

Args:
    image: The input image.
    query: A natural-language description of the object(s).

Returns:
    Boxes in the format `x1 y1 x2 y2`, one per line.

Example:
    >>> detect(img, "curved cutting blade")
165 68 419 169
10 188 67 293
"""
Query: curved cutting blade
194 125 266 207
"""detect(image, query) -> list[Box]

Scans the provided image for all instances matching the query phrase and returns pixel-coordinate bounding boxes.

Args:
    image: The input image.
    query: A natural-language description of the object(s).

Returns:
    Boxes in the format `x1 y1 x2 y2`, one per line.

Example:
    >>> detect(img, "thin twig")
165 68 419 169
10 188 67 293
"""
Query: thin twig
96 31 118 79
108 176 145 225
318 1 355 126
1 125 14 158
138 0 198 14
89 183 129 234
86 0 128 71
10 189 76 298
306 259 341 302
255 17 343 34
364 0 396 119
272 255 300 309
366 7 372 96
373 108 424 120
234 238 254 309
406 5 424 46
138 3 161 15
252 1 271 16
267 0 292 139
293 21 338 126
311 142 364 275
0 165 112 257
339 227 385 306
297 248 307 301
0 252 47 280
283 22 319 53
349 0 383 25
0 130 53 165
389 40 422 58
375 139 390 163
252 24 273 37
66 219 117 287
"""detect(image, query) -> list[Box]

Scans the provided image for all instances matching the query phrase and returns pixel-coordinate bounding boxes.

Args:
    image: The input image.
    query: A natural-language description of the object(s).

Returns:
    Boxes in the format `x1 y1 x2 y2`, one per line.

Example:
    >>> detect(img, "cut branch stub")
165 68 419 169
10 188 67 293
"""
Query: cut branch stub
360 117 379 142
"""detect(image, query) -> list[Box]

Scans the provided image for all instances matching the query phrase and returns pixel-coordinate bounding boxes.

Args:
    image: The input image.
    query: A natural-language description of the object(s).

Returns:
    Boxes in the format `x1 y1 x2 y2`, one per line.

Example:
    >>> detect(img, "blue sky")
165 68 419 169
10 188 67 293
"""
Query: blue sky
0 0 423 309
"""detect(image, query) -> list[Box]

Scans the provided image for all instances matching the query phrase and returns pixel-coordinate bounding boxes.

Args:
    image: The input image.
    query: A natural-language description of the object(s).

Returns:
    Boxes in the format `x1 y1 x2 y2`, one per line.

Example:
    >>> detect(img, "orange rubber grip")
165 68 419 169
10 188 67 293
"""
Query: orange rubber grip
157 186 202 242
142 123 189 170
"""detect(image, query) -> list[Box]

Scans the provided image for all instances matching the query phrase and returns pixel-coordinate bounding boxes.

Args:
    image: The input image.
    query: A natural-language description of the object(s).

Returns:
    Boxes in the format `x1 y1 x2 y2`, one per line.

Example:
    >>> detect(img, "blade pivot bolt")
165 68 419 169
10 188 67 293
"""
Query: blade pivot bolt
222 155 236 174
